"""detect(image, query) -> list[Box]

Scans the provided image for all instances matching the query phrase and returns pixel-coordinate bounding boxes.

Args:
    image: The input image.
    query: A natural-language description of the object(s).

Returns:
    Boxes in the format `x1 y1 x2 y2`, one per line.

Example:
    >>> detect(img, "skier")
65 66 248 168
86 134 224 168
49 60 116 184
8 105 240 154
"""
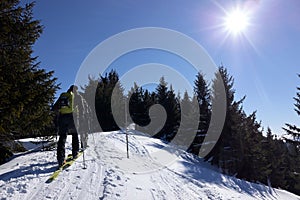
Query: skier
54 85 86 167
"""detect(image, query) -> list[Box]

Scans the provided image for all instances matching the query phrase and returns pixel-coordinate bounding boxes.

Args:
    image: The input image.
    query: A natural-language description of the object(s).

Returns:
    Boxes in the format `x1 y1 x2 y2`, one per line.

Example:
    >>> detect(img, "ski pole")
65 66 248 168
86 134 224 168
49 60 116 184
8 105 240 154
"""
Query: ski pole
90 121 95 145
126 130 129 159
81 140 87 169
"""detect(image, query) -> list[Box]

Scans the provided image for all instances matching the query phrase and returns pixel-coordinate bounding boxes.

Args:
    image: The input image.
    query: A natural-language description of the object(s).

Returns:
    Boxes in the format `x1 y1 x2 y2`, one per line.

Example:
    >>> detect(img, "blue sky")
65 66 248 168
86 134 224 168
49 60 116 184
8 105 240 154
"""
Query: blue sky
22 0 300 135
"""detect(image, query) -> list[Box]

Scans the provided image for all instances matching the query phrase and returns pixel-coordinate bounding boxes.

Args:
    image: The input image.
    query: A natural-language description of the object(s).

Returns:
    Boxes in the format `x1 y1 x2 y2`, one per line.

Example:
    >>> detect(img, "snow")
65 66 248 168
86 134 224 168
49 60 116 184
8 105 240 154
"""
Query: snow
0 131 299 200
16 138 55 152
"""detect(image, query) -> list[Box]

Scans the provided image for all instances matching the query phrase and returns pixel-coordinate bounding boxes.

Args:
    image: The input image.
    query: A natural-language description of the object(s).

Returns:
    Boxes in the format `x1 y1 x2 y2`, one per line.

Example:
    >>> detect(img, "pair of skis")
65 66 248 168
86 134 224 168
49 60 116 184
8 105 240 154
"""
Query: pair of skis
46 151 84 183
46 128 92 183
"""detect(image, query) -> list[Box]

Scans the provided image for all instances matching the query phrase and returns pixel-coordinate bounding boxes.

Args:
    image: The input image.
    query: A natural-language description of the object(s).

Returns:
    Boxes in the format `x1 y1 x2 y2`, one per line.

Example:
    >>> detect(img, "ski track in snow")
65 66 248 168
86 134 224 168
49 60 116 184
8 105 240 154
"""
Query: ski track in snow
0 131 300 200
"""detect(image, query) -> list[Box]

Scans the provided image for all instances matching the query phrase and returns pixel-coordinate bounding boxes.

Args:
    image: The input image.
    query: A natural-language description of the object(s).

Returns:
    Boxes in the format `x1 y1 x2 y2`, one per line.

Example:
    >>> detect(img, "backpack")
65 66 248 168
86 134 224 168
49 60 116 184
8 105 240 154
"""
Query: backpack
58 92 74 114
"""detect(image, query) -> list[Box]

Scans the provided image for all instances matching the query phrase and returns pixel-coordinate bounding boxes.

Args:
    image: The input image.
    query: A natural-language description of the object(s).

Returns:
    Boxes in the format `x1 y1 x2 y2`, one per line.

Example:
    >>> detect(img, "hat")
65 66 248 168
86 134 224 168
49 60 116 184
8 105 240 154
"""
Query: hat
68 85 78 92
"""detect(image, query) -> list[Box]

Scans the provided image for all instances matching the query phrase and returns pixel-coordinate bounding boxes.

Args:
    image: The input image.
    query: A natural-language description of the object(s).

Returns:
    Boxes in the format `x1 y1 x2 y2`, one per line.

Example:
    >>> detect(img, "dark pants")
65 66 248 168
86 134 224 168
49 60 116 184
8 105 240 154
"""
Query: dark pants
57 113 79 164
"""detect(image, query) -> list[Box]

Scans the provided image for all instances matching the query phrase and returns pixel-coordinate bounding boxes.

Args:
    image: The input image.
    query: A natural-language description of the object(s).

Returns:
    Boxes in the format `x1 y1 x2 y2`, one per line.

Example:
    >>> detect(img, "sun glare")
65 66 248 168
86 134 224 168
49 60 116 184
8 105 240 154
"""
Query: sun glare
224 9 249 35
215 3 259 55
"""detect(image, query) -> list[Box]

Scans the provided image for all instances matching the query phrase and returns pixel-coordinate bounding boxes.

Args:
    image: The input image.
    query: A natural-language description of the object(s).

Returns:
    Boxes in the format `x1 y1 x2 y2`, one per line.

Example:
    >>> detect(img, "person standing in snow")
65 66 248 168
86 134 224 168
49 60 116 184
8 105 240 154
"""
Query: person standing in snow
54 85 86 167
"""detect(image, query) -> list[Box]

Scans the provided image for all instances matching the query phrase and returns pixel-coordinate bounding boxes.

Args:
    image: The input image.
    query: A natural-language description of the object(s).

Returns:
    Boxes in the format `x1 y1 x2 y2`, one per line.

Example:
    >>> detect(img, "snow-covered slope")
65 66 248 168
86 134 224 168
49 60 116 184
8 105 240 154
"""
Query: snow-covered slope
0 131 299 200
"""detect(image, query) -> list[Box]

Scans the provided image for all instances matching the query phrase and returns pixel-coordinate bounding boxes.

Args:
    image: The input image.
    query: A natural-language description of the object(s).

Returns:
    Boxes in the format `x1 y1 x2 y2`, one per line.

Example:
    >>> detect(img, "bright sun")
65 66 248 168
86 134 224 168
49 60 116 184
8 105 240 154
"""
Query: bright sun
224 9 249 35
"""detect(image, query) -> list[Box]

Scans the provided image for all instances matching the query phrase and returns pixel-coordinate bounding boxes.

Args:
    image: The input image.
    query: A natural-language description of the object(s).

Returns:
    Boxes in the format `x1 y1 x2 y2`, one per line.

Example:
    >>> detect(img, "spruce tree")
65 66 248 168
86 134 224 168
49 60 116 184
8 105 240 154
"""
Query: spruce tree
154 77 180 141
178 91 199 148
142 89 155 126
283 74 300 149
178 91 193 145
204 66 238 171
205 66 266 178
165 85 180 141
128 83 147 126
153 77 169 139
0 0 58 138
282 74 300 194
94 70 124 131
110 71 125 129
0 0 58 163
188 72 211 155
263 128 288 189
137 89 156 134
238 112 271 182
81 76 100 132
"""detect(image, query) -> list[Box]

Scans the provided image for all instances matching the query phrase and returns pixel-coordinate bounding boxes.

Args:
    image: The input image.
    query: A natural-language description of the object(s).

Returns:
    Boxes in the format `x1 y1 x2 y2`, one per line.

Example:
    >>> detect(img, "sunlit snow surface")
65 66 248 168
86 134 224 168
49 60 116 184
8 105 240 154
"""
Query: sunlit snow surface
0 131 299 200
